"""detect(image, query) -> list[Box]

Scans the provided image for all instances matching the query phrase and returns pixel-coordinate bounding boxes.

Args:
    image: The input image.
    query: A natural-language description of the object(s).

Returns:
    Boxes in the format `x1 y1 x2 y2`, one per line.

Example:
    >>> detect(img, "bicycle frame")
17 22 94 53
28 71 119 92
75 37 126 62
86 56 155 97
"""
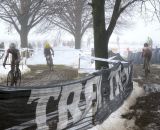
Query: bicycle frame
4 64 21 87
46 54 53 71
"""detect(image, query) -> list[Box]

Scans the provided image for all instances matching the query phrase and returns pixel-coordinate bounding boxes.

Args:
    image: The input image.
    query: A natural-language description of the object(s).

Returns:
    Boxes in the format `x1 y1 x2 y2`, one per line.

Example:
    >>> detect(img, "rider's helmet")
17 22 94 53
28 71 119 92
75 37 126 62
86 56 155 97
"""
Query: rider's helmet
144 43 149 47
9 43 16 49
44 41 51 48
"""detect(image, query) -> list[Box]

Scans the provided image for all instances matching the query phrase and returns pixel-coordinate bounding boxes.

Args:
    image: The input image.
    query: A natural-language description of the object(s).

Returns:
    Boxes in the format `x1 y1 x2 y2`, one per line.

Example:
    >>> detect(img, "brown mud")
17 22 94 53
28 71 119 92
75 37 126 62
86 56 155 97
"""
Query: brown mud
122 64 160 130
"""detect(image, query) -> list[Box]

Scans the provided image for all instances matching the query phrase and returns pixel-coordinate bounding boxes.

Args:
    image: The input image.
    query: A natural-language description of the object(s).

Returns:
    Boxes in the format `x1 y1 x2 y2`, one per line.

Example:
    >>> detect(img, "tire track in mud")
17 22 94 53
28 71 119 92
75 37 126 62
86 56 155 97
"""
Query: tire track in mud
133 64 160 84
22 65 78 87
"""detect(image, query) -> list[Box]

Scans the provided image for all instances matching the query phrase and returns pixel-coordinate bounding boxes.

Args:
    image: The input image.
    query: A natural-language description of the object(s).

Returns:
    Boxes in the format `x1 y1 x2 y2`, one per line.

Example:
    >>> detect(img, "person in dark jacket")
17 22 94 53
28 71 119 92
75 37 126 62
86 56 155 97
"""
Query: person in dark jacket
3 43 20 71
44 41 54 57
44 41 54 69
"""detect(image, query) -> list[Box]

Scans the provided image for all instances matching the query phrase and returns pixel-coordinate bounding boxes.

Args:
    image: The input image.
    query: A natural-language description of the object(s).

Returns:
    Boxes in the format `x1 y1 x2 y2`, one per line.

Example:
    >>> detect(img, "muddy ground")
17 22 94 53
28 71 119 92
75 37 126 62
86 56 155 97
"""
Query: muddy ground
133 64 160 84
0 65 79 87
122 64 160 130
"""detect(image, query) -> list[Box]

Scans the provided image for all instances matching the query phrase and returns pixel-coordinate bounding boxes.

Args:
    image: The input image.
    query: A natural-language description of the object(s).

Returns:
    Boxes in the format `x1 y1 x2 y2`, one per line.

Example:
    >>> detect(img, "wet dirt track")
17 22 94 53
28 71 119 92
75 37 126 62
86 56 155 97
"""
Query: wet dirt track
133 64 160 84
123 64 160 130
0 65 78 87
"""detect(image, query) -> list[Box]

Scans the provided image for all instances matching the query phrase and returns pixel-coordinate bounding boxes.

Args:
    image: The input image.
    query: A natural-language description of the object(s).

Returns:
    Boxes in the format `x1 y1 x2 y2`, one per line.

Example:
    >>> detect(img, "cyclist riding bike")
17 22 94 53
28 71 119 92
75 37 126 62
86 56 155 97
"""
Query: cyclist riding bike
142 43 152 73
44 41 54 70
3 43 21 72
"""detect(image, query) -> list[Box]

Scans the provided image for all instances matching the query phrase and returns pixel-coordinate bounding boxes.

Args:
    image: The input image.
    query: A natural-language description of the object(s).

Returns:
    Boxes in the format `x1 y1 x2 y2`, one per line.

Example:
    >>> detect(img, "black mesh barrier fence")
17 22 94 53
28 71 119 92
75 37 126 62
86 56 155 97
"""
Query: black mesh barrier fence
0 62 133 130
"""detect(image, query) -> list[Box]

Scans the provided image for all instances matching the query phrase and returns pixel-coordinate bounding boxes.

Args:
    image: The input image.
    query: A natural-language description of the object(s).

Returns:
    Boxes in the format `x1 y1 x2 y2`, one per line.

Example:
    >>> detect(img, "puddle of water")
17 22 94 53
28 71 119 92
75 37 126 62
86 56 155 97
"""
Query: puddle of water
144 84 160 94
137 76 143 79
35 70 43 74
152 64 160 69
25 75 34 78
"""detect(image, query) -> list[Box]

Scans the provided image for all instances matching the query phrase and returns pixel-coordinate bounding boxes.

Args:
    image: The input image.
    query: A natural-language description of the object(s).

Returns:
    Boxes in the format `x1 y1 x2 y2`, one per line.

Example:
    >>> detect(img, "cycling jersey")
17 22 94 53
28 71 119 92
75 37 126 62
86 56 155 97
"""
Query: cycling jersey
142 47 152 60
44 47 54 57
7 49 20 61
3 48 20 71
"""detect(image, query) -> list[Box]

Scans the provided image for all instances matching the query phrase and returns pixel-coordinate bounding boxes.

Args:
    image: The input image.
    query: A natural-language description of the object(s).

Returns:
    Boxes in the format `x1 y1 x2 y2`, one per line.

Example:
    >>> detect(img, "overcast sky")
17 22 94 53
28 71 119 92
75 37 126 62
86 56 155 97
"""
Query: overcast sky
119 19 160 44
0 14 160 47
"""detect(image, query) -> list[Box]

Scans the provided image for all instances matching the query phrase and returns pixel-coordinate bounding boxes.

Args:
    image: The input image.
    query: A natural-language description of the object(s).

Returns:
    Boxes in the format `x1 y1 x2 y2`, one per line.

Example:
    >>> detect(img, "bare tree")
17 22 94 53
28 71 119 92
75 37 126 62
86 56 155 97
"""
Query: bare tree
105 1 136 33
0 0 53 48
147 0 160 22
46 0 92 49
91 0 146 69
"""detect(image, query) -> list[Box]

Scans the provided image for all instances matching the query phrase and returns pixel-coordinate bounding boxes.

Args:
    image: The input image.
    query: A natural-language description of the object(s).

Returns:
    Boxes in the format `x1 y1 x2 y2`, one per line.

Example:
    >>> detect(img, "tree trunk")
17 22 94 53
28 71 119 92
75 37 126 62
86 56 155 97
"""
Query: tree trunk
74 0 82 49
20 27 29 48
19 0 30 48
74 1 82 50
92 0 108 69
74 32 82 49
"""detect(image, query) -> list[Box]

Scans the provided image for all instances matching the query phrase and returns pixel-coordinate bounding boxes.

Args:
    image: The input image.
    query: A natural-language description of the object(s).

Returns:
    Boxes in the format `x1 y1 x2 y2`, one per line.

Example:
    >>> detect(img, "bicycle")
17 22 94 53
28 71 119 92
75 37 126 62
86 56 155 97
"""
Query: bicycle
4 64 21 86
46 54 54 71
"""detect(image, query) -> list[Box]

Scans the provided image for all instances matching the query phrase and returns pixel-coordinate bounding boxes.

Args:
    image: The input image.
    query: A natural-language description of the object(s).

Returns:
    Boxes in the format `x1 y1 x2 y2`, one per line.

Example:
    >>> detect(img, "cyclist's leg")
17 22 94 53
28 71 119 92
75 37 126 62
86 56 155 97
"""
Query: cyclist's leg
49 55 53 70
144 57 147 70
147 57 151 73
15 63 19 77
46 55 50 66
7 71 14 86
11 62 15 72
45 56 47 65
49 55 53 71
10 62 15 86
148 55 152 72
144 57 150 78
15 63 21 86
143 58 146 69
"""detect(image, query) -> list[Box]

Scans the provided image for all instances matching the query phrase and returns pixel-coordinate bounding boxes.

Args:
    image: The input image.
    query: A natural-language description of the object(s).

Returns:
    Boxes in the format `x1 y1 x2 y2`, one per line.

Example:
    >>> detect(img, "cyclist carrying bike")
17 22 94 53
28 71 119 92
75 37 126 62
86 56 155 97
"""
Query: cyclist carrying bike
142 43 152 73
3 43 21 72
44 41 54 70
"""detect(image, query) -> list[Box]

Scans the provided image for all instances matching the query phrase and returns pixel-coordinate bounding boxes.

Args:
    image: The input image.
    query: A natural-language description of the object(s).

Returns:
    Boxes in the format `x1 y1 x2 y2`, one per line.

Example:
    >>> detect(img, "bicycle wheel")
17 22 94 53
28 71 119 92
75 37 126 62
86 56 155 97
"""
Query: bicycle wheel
7 71 14 86
15 69 21 86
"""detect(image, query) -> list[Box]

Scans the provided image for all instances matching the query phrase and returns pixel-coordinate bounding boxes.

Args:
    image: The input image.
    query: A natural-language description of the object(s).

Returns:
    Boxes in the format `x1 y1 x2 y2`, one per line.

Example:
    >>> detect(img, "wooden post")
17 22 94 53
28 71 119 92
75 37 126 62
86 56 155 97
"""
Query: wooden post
78 54 81 70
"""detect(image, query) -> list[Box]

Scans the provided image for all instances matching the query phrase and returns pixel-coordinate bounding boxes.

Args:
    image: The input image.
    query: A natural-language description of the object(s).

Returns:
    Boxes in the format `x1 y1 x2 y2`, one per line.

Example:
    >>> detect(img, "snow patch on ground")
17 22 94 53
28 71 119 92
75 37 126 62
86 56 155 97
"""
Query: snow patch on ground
0 47 93 83
0 65 30 83
27 47 80 68
88 82 145 130
27 47 94 70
